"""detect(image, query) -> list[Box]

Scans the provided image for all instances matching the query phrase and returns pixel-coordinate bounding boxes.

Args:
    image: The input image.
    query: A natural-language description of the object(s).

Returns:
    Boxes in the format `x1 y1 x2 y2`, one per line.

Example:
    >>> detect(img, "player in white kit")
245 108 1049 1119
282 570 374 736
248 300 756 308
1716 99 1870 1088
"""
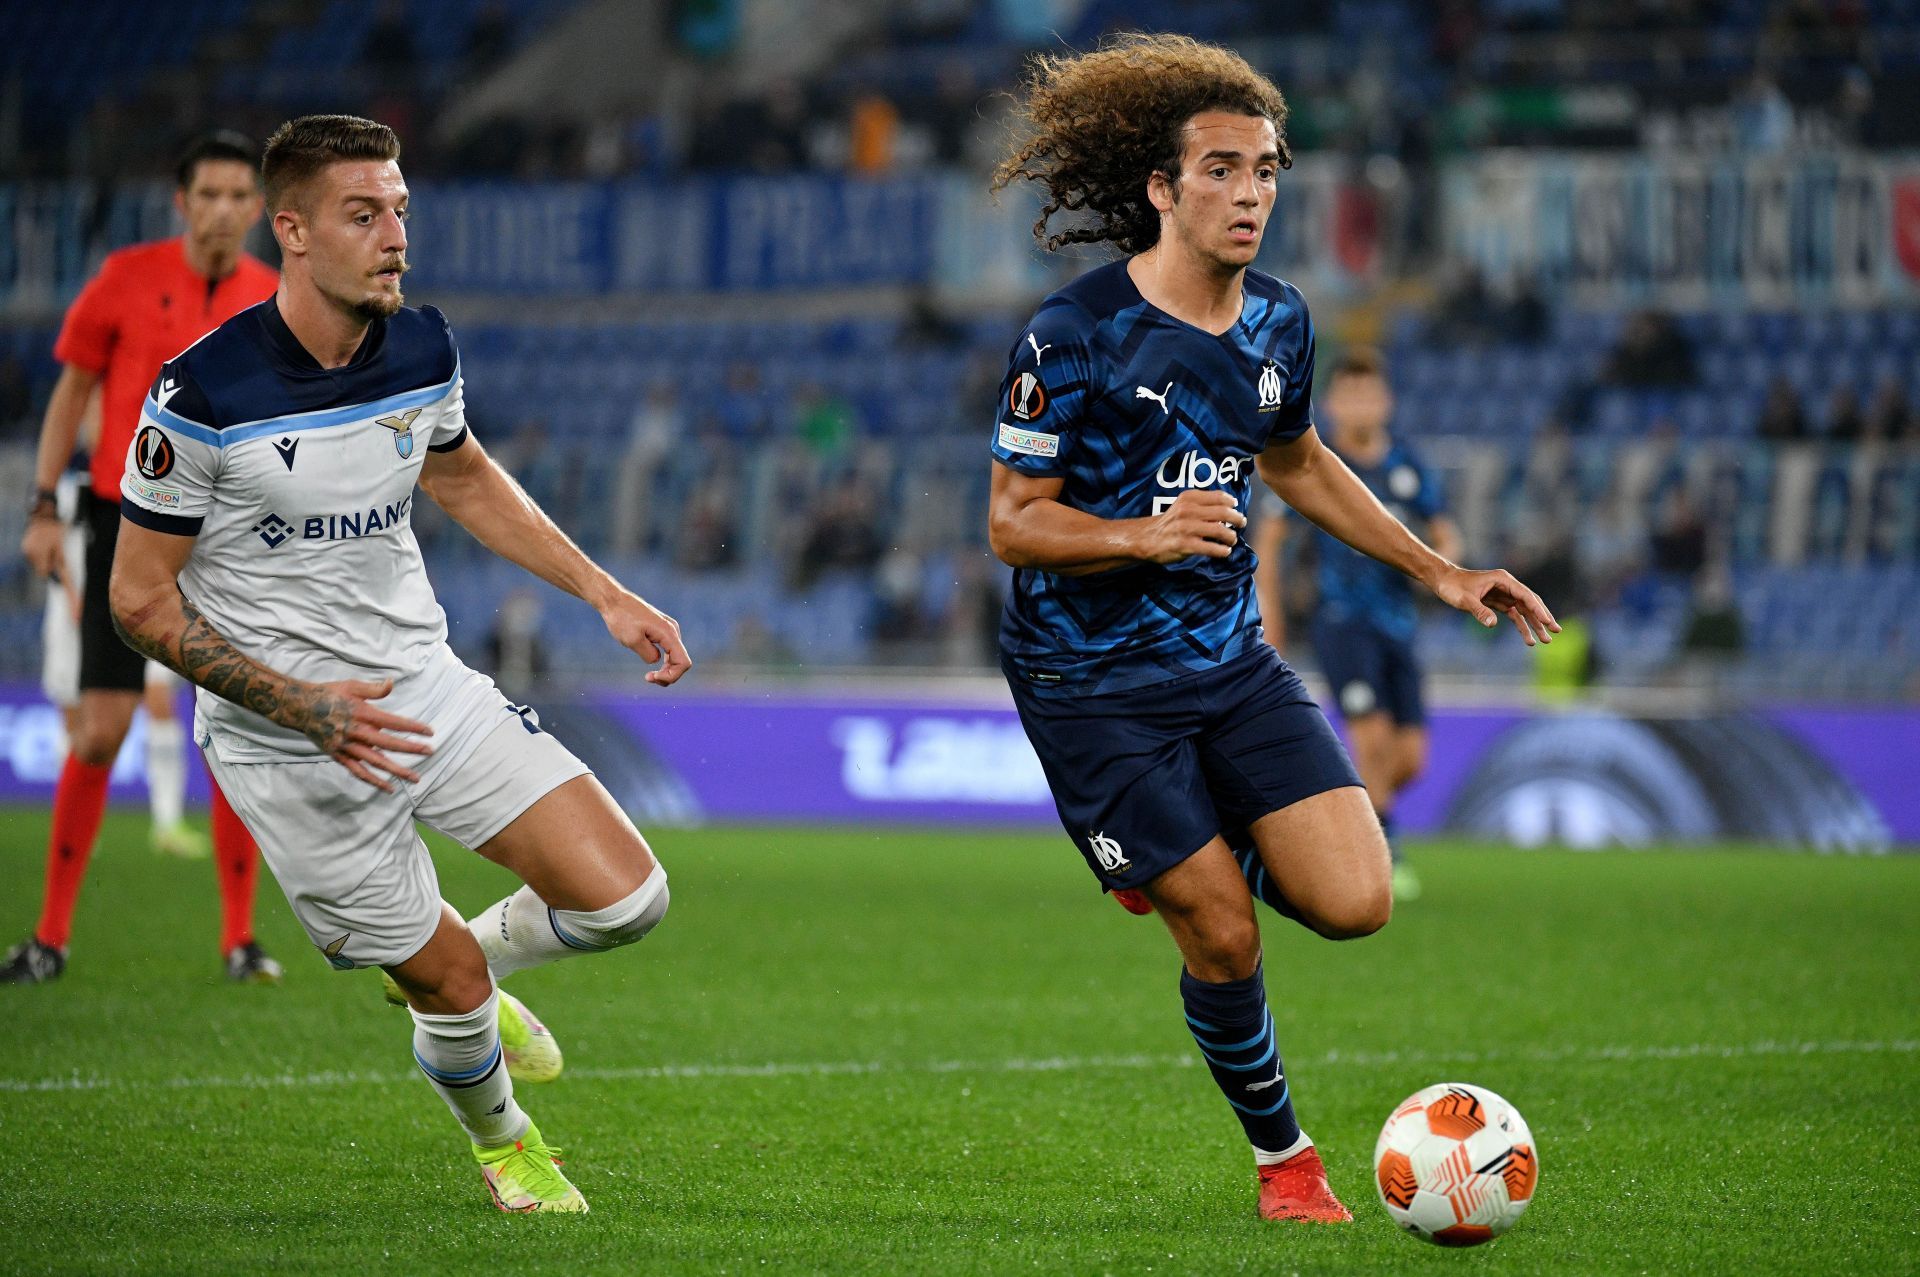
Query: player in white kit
108 116 690 1213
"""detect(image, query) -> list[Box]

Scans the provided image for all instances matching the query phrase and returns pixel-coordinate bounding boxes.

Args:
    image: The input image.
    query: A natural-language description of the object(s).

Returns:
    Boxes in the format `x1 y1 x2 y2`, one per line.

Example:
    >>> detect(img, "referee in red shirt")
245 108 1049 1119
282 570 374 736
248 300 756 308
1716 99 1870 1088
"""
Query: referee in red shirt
7 133 283 985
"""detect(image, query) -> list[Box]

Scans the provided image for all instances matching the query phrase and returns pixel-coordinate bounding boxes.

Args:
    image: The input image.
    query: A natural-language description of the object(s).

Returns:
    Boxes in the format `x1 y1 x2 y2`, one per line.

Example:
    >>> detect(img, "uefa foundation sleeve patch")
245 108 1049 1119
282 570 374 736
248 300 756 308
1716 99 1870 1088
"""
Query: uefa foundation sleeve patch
998 421 1060 458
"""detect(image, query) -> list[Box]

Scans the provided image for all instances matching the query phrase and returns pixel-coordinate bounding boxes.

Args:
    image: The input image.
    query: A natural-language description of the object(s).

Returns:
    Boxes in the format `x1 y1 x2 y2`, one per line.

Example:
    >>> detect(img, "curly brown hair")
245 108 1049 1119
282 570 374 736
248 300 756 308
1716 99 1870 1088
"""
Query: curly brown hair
992 33 1291 256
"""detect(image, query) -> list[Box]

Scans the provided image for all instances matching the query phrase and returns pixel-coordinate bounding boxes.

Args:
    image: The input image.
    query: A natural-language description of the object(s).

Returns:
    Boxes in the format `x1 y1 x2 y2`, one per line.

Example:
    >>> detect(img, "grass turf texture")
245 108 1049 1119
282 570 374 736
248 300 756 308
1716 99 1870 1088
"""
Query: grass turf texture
0 808 1915 1276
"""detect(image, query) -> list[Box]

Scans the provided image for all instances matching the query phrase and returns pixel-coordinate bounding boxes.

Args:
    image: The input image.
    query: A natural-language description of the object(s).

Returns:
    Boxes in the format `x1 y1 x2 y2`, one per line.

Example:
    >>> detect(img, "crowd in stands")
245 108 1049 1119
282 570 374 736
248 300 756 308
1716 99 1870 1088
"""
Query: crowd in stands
7 0 1919 184
1 0 1916 696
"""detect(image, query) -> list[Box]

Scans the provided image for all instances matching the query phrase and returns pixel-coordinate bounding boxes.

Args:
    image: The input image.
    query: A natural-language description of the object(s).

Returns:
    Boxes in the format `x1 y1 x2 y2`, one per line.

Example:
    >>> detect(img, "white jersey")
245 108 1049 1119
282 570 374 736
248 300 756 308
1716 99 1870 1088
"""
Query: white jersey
119 298 471 760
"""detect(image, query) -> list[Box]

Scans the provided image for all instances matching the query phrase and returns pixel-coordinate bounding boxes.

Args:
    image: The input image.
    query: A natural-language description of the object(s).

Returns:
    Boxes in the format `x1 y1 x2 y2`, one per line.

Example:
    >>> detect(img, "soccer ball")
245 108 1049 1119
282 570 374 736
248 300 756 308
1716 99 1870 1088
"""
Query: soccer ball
1373 1082 1538 1246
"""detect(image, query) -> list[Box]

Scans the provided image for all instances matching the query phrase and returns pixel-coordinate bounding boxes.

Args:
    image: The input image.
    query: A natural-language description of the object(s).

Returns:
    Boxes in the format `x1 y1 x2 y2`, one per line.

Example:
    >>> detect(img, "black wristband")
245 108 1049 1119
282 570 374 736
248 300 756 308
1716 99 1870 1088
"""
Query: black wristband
29 487 58 519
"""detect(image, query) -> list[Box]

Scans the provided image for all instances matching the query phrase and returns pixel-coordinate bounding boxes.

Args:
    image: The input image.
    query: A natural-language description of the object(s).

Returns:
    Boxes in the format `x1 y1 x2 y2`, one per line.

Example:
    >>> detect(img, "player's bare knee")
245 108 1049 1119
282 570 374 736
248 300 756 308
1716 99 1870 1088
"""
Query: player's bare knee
393 951 493 1015
1395 744 1428 788
1308 885 1392 940
1184 913 1261 980
70 726 125 767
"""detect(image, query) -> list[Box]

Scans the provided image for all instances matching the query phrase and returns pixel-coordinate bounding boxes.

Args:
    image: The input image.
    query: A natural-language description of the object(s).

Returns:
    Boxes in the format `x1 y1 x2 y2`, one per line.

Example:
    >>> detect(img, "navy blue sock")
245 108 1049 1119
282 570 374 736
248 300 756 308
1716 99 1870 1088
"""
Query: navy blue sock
1379 809 1401 865
1181 962 1305 1158
1233 843 1300 921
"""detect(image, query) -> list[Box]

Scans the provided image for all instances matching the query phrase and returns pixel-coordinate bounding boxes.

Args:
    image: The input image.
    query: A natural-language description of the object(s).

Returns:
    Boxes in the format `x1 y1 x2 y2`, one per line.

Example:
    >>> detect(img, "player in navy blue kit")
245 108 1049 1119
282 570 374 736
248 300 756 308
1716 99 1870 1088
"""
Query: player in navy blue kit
1253 347 1460 902
987 35 1557 1223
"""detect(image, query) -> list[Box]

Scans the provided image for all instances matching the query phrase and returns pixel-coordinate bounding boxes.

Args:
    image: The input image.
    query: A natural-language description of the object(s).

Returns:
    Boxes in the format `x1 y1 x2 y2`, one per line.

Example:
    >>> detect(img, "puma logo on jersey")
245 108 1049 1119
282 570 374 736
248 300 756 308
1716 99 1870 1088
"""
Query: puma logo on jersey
1026 333 1052 364
1135 382 1173 415
155 378 182 413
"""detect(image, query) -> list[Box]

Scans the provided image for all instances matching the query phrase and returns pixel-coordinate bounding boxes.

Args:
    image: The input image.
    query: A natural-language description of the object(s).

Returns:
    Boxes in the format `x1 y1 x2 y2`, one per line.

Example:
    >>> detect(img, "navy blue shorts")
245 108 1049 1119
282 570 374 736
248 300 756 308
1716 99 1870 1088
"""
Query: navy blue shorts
1312 617 1426 727
1006 644 1363 892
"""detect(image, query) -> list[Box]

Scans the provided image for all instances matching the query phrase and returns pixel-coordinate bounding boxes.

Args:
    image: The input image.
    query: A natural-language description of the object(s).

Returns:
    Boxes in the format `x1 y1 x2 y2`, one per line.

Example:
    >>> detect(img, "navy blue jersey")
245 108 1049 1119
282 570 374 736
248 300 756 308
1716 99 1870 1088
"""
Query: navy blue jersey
991 261 1316 696
1302 438 1444 642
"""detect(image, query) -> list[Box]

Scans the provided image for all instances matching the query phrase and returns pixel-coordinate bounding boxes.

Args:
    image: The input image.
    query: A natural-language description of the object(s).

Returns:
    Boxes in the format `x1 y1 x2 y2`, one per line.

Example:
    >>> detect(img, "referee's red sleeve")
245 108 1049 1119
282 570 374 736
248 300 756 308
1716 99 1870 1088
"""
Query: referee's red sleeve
52 255 123 375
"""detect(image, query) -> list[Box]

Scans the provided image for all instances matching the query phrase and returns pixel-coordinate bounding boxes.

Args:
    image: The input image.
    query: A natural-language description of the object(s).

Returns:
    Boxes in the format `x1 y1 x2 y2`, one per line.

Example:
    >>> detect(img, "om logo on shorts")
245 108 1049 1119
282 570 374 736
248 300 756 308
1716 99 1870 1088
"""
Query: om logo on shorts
1088 831 1132 874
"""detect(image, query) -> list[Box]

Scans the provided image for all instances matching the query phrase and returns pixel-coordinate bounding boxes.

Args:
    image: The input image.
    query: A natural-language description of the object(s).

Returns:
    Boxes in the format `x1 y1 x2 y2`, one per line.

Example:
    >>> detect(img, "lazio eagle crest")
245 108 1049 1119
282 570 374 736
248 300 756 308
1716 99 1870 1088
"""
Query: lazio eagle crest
322 933 354 970
376 408 422 458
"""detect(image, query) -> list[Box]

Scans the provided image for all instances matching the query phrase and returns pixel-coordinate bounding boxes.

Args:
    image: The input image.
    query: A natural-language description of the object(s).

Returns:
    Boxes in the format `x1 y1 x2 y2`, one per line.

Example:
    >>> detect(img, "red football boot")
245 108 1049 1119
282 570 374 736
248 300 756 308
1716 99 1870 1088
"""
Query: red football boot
1256 1146 1353 1223
1110 888 1154 915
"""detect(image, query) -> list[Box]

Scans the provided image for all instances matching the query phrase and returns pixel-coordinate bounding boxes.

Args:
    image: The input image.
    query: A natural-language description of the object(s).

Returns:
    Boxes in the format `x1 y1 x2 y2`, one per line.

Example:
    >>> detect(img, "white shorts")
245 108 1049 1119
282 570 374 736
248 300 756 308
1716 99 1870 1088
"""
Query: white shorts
206 654 590 971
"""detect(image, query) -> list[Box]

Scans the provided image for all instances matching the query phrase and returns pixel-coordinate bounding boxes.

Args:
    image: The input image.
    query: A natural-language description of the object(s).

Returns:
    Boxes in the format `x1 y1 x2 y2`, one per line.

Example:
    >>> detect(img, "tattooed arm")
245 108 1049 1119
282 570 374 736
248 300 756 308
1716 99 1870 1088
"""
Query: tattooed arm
108 517 433 790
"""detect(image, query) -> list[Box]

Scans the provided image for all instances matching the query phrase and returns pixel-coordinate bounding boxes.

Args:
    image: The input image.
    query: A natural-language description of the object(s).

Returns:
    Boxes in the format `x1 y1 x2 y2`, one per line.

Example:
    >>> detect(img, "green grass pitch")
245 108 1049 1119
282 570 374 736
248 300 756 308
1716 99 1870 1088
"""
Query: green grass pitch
1 807 1915 1275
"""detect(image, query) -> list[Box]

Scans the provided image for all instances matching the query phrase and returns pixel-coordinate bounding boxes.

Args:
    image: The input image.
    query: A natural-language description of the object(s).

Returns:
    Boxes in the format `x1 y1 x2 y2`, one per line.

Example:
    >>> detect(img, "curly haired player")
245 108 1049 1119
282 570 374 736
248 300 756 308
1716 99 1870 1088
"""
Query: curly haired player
986 34 1557 1221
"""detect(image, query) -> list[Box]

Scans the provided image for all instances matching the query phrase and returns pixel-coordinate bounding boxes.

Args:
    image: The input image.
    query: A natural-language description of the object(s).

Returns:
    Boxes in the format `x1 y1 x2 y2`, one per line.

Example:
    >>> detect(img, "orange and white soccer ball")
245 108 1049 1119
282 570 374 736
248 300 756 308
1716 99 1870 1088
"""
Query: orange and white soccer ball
1373 1082 1539 1246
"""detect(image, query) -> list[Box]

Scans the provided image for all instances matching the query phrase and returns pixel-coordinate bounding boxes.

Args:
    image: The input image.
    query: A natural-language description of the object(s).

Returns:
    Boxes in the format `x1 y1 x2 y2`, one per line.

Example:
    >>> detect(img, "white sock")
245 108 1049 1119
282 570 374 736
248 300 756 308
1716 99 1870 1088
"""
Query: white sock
146 715 187 832
468 870 669 981
410 987 528 1147
1253 1130 1314 1166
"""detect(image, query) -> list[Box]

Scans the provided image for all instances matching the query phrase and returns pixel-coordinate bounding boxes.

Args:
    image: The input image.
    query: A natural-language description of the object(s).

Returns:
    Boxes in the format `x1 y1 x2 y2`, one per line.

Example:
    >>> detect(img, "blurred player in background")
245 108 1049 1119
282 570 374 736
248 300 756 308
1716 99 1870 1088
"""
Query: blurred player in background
109 115 689 1213
6 132 282 986
1252 347 1457 902
987 35 1556 1223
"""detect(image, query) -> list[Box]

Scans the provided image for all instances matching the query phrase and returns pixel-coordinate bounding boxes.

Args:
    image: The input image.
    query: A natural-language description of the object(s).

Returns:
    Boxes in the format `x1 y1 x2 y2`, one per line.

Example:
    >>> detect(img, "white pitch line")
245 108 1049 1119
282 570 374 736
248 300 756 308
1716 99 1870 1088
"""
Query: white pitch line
1 1039 1911 1097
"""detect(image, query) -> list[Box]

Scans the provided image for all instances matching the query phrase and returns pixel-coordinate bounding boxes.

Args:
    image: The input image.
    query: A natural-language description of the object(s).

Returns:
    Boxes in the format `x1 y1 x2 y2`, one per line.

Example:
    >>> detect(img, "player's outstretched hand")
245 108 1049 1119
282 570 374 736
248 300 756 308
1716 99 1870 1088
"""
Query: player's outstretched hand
1432 566 1560 647
298 678 435 791
602 593 692 686
1135 489 1246 564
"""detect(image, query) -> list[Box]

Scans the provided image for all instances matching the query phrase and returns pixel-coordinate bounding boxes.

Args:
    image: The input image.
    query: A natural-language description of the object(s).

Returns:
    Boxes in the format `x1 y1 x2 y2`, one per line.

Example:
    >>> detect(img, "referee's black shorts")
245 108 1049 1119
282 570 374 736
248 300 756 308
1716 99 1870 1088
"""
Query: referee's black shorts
78 490 147 694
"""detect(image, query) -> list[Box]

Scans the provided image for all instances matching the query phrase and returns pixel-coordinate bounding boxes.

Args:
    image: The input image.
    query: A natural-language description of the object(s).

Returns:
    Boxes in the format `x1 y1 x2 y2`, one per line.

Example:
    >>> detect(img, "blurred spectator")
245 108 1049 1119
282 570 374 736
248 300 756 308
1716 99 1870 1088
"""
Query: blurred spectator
1757 376 1809 441
848 93 901 174
940 552 1005 668
0 354 30 437
1495 273 1550 346
1833 64 1876 145
874 546 927 641
731 615 799 667
485 590 550 700
463 2 513 78
1824 385 1864 441
1649 488 1708 576
675 475 738 571
611 385 688 556
626 383 684 467
1574 501 1645 606
902 286 967 348
750 81 812 173
363 0 420 84
1732 72 1794 152
1515 525 1588 616
675 0 743 59
1432 268 1552 347
720 360 772 437
1678 564 1746 657
796 385 858 460
920 64 982 166
794 485 883 588
1432 265 1501 345
1865 377 1912 441
1601 309 1697 388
